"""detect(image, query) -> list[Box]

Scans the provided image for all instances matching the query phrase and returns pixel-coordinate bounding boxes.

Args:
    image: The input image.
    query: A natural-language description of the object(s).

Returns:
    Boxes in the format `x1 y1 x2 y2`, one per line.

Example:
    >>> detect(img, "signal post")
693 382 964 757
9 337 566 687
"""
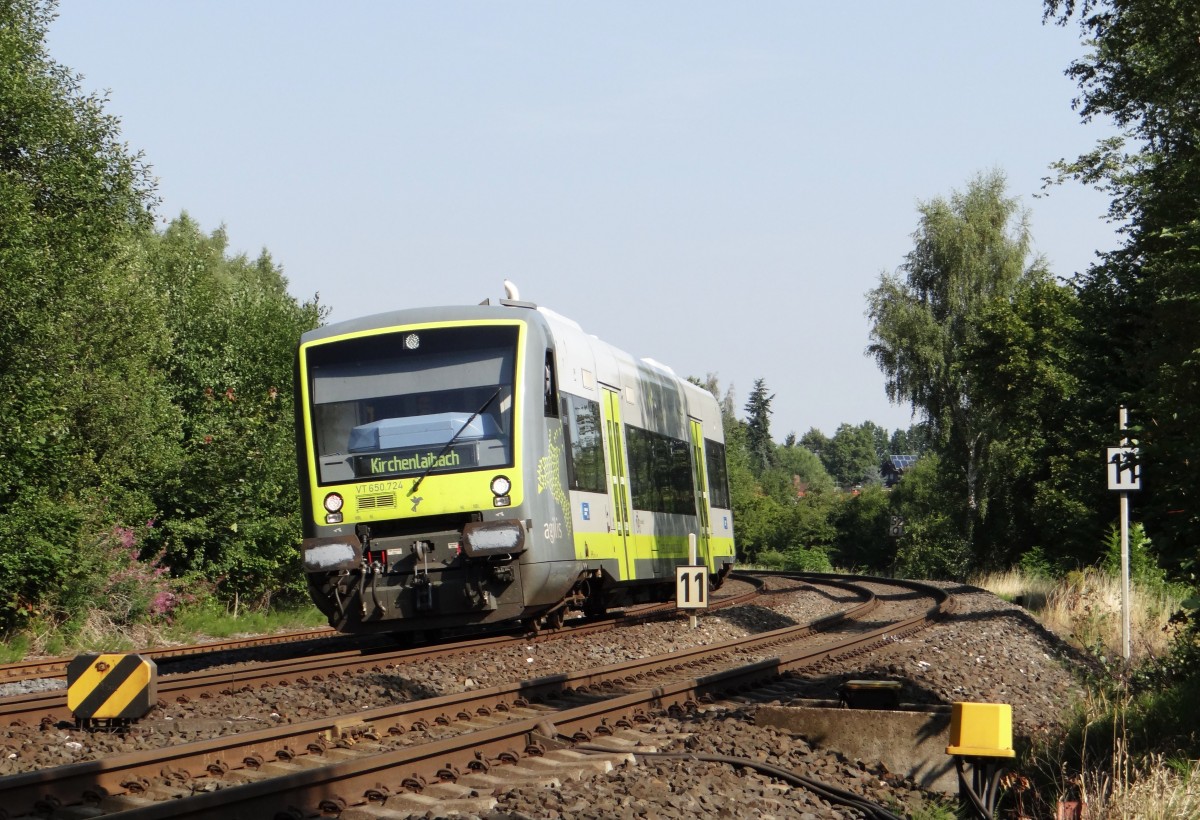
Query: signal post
1107 407 1141 662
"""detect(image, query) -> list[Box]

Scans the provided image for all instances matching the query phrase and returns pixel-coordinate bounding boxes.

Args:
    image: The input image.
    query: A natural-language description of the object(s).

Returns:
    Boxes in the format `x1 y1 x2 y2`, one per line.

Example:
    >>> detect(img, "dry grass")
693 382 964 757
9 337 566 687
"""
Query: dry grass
973 567 1182 664
1078 751 1200 819
18 610 177 659
975 568 1057 612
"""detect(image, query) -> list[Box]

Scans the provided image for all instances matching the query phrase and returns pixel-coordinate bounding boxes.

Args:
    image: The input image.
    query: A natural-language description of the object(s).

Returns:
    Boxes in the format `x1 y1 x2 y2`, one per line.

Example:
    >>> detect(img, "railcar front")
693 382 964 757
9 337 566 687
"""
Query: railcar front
294 305 574 634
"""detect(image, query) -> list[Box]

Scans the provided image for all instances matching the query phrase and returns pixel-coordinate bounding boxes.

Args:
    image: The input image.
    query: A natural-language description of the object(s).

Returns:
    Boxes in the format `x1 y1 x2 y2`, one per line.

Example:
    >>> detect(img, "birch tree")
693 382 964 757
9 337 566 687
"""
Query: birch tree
867 171 1044 558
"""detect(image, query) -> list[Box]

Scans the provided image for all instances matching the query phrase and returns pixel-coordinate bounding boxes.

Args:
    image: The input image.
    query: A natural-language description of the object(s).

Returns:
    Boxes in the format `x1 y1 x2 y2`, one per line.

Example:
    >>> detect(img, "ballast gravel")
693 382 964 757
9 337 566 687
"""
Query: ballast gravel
0 579 1094 818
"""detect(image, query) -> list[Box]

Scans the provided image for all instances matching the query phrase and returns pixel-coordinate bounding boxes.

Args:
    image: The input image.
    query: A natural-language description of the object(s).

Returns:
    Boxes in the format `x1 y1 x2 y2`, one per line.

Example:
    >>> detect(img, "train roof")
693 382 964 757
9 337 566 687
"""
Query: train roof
299 295 721 424
299 302 528 344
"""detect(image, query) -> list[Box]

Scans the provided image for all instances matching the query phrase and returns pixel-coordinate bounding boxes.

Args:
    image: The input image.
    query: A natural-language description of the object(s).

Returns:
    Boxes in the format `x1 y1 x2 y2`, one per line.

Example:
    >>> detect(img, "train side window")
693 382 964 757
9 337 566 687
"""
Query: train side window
561 393 605 493
705 439 731 509
544 350 559 418
624 426 656 512
626 425 695 515
667 436 693 512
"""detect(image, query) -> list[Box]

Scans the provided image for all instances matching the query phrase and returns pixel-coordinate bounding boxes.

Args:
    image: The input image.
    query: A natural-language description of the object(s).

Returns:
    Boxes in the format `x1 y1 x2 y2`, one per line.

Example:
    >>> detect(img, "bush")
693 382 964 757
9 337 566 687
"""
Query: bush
1018 545 1057 579
832 485 893 571
1103 523 1165 589
754 550 790 570
0 490 82 628
751 547 833 573
893 513 972 580
87 524 196 625
782 546 835 572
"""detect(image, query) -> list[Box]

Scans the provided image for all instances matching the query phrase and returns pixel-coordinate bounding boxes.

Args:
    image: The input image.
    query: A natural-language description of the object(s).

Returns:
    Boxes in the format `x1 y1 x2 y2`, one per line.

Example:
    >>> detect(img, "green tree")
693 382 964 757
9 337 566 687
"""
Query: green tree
867 170 1043 562
770 441 835 497
968 274 1098 566
693 375 841 565
743 379 775 473
0 0 180 629
799 428 830 461
1046 0 1200 572
823 423 883 489
142 215 324 608
888 424 930 456
889 454 973 579
860 421 891 463
832 485 893 572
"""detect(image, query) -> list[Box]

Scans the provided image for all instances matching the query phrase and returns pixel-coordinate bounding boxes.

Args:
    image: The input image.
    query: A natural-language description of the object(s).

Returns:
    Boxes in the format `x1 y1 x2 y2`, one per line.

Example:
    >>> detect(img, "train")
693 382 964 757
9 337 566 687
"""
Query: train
294 282 736 635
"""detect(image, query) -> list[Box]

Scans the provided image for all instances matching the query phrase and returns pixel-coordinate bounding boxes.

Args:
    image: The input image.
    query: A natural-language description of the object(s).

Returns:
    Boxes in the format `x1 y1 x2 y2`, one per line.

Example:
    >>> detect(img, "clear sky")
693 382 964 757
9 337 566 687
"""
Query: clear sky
48 2 1117 441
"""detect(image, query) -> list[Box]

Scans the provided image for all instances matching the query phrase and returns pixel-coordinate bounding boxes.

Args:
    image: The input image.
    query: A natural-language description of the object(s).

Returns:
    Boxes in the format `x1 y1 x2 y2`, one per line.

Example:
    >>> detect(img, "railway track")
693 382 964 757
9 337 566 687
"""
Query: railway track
0 628 343 684
0 629 350 686
0 574 952 819
0 576 764 727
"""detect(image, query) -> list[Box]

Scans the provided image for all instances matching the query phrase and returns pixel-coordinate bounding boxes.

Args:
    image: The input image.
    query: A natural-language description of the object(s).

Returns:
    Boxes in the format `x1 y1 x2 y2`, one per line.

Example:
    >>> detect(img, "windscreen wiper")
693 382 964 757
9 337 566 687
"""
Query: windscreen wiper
407 387 503 496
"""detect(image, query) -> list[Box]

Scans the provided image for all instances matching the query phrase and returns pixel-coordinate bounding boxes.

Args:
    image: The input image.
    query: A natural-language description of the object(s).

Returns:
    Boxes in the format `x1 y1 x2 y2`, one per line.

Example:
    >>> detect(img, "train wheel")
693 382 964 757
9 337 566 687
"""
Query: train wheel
583 595 607 619
710 565 728 591
545 608 565 630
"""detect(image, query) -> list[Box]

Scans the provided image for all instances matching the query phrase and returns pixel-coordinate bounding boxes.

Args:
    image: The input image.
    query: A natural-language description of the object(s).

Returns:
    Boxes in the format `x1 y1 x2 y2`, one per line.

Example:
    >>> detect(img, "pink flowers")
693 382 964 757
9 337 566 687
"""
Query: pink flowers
99 526 187 624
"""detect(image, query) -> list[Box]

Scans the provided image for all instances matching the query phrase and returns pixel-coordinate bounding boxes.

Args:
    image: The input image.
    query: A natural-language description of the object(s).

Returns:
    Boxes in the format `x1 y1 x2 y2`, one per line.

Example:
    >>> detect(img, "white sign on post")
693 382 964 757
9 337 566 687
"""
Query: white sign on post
1107 447 1141 491
1109 407 1140 662
675 565 708 610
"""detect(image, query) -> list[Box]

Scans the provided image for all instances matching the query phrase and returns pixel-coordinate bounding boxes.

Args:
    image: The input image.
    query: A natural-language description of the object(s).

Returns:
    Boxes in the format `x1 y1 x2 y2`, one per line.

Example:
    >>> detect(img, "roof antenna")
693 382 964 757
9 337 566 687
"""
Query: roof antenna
500 279 535 309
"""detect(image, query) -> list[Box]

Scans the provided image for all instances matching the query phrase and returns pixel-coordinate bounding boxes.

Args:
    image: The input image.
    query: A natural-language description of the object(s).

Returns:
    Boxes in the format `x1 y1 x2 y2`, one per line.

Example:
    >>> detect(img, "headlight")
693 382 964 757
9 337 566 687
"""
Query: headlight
490 475 512 507
323 493 344 513
461 520 526 557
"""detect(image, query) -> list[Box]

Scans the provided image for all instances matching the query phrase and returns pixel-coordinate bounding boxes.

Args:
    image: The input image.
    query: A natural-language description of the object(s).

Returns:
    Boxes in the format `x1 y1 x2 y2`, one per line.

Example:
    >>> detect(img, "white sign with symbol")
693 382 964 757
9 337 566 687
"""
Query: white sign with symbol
1107 447 1141 491
675 565 708 609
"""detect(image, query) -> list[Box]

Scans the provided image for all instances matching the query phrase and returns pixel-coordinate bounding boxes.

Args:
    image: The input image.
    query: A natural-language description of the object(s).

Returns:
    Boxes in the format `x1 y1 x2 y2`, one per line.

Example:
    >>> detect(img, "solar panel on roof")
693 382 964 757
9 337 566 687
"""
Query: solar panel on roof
889 455 919 469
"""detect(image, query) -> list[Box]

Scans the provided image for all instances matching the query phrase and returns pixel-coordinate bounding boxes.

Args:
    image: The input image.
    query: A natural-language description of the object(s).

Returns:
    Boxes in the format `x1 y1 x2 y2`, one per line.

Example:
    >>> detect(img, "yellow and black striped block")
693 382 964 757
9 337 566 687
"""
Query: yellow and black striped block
66 653 157 722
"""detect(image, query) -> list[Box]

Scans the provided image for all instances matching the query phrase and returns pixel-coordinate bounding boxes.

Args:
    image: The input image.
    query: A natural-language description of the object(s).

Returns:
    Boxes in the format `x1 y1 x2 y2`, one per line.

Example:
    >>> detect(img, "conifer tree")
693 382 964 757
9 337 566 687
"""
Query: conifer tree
743 379 775 474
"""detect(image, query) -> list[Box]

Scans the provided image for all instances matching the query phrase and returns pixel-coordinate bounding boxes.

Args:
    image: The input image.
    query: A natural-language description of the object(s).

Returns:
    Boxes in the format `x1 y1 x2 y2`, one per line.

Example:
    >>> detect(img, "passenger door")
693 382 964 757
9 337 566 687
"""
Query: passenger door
689 418 712 569
602 386 635 579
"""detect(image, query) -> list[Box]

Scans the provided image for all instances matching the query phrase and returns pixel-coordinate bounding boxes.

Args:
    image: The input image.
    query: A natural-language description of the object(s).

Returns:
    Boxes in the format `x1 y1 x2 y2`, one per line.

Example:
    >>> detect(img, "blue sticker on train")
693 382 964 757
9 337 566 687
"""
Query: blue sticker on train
581 502 590 521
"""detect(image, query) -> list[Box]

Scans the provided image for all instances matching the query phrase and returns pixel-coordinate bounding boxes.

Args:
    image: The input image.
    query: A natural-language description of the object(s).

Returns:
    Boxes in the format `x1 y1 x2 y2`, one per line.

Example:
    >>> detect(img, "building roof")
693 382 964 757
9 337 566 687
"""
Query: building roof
886 454 919 470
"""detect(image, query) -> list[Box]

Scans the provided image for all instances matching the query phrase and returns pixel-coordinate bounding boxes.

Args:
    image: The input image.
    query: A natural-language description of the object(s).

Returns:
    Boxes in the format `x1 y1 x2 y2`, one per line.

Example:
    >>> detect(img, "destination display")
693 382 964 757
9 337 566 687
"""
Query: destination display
352 443 478 478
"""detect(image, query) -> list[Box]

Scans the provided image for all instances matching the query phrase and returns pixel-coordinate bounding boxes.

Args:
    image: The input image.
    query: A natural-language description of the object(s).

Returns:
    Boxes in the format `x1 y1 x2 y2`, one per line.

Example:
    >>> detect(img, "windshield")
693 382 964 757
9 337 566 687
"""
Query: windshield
305 325 518 485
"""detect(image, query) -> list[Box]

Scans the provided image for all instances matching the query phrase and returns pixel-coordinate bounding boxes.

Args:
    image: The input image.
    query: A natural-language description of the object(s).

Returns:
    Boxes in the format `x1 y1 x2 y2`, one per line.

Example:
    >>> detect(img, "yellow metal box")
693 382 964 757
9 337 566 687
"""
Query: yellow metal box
67 653 157 723
946 702 1015 758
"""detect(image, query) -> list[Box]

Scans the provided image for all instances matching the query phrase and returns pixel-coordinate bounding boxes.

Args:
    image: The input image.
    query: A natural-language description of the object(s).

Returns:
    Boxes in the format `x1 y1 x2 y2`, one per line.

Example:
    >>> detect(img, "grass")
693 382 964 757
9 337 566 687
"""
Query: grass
903 797 960 820
1036 722 1200 819
975 568 1057 611
974 566 1183 664
974 567 1196 818
0 634 30 664
1086 757 1200 819
2 602 329 660
163 602 328 644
